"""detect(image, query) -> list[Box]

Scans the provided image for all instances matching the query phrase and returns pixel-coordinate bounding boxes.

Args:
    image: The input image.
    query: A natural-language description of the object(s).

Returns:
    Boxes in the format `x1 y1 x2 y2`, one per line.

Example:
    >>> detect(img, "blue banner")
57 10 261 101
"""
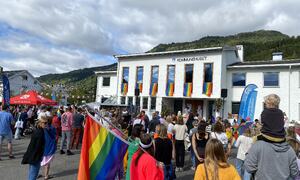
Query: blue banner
2 75 10 106
238 84 258 123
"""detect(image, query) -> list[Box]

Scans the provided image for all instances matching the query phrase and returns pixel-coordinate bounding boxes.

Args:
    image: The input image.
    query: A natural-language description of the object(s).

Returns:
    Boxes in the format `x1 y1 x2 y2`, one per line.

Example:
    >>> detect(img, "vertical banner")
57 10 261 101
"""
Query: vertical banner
238 84 258 123
183 83 193 97
2 75 10 106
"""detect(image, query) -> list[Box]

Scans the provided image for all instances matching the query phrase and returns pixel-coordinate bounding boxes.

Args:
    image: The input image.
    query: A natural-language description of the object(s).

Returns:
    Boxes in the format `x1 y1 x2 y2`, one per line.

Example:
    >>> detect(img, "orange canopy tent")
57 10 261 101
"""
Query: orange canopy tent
10 90 57 105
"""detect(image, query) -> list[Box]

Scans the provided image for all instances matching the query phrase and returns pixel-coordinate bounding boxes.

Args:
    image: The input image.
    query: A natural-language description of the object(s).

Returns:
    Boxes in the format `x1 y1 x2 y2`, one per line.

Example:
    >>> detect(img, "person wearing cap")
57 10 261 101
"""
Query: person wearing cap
130 134 164 180
244 94 299 180
22 116 47 180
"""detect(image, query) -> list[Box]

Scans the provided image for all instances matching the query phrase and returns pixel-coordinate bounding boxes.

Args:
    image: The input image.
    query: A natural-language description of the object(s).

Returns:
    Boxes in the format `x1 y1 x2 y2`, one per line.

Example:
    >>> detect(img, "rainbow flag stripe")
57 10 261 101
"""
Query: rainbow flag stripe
136 83 143 93
78 115 128 180
203 82 213 97
150 83 158 96
121 83 128 95
166 82 174 96
183 83 193 97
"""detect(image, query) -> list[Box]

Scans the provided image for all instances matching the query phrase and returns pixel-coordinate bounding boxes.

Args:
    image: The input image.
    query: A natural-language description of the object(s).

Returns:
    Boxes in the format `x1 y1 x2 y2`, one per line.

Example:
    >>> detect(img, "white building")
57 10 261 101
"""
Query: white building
95 46 300 121
0 70 43 102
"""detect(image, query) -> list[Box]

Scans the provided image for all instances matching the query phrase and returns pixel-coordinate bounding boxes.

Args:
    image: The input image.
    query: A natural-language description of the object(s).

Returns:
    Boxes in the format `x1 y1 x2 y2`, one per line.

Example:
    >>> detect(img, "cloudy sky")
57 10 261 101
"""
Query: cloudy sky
0 0 299 76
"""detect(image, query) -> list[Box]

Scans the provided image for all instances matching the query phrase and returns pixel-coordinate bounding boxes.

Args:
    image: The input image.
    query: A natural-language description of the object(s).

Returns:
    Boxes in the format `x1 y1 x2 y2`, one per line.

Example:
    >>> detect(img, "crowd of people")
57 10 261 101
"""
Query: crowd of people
95 94 300 180
1 93 300 180
0 104 85 180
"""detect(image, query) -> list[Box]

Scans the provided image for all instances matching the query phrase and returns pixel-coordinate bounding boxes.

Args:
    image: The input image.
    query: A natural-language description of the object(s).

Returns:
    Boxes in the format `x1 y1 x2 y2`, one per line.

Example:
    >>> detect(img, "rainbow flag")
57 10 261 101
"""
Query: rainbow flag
166 82 174 96
150 83 158 96
121 83 128 95
183 83 193 97
78 115 128 180
203 82 213 97
136 83 143 93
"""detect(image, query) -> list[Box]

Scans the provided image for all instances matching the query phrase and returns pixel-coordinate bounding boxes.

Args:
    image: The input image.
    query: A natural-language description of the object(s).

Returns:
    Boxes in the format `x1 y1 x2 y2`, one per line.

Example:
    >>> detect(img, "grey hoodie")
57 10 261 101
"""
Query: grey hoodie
245 140 299 180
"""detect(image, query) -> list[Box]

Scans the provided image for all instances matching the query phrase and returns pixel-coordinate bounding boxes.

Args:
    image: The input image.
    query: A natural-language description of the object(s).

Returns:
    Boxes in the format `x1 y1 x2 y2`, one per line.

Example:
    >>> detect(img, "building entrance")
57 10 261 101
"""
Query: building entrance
185 100 203 116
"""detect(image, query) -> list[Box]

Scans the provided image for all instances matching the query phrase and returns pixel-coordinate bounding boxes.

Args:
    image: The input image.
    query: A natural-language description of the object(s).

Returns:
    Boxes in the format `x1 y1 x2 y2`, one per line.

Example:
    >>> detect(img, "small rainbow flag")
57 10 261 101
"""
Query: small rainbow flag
166 82 174 96
150 83 158 96
136 83 143 93
183 83 193 97
121 83 128 95
203 82 213 97
78 115 128 180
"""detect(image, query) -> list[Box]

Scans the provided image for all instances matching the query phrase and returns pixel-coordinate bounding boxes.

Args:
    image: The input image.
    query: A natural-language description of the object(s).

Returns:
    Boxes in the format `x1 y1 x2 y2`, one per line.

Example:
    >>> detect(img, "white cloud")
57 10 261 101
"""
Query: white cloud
0 0 300 76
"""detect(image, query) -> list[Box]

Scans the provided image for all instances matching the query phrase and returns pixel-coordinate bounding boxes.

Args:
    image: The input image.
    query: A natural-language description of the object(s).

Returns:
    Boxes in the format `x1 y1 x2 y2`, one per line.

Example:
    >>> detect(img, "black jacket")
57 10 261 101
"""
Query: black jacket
21 127 45 165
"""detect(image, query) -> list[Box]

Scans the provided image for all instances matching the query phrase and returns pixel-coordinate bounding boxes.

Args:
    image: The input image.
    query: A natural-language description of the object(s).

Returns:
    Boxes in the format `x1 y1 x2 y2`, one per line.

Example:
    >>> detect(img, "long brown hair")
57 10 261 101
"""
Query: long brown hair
134 134 154 166
156 124 168 139
204 139 230 180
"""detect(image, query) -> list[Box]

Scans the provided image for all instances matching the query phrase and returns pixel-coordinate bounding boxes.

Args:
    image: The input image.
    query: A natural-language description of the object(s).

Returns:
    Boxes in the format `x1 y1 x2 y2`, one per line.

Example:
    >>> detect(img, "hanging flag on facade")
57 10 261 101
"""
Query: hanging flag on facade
2 75 10 106
238 84 258 123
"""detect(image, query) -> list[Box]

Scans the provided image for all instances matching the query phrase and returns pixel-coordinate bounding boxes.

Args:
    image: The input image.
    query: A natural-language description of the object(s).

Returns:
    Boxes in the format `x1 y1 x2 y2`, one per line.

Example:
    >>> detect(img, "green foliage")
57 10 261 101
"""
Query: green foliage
149 30 300 61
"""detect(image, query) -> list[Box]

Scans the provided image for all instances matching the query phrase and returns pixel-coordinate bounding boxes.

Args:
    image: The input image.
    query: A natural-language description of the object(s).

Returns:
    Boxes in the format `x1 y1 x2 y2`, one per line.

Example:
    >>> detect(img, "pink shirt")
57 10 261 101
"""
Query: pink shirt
61 111 73 131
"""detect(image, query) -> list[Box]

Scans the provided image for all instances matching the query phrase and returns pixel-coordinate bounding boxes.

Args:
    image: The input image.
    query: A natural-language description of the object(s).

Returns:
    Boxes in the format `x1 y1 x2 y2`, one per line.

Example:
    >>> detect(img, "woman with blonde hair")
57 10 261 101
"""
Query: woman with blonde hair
194 139 240 180
155 124 174 179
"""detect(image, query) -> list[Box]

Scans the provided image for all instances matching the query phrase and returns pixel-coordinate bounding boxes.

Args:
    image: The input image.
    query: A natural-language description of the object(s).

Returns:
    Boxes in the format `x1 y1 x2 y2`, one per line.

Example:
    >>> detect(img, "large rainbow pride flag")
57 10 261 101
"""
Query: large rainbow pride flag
203 82 213 97
183 83 193 97
121 83 128 95
78 115 128 180
150 83 158 96
166 82 174 96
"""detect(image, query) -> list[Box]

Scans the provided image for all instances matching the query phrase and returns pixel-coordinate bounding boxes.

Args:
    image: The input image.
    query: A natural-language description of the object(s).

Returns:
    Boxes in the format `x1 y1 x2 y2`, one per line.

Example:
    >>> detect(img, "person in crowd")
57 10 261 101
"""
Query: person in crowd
194 139 240 180
149 112 161 134
186 112 195 133
166 115 175 139
210 122 228 152
244 95 299 179
192 121 209 169
154 124 174 179
19 107 28 137
189 120 199 170
235 128 253 180
0 105 14 160
286 138 300 180
130 134 164 180
14 108 23 140
27 107 34 125
140 110 149 132
38 106 47 120
71 107 84 149
22 116 47 180
225 122 233 144
252 119 262 136
60 106 74 155
51 111 61 144
41 116 56 180
126 125 142 180
287 126 297 140
173 116 188 172
133 114 145 129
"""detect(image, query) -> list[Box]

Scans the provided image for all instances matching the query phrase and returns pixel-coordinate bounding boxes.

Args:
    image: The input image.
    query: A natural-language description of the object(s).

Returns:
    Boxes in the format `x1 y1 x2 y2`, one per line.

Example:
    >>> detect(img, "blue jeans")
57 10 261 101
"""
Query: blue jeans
190 149 195 168
28 162 41 180
235 158 251 180
164 164 174 180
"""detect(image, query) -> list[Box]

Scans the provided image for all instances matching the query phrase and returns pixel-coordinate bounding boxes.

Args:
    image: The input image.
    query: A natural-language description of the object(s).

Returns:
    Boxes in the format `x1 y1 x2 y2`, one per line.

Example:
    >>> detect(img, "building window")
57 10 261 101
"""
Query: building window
184 64 193 97
203 63 213 96
166 65 175 96
121 67 129 95
102 77 110 87
136 67 143 93
232 102 240 114
232 73 246 86
264 72 279 87
128 97 133 105
101 97 108 103
22 75 28 80
150 66 159 96
136 96 140 107
143 97 148 109
185 64 193 83
121 97 126 104
151 97 156 110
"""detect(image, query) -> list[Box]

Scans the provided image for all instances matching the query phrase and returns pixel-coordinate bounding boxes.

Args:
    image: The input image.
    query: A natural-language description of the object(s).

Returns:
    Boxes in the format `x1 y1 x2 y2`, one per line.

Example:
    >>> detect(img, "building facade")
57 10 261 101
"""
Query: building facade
95 46 300 121
0 70 43 102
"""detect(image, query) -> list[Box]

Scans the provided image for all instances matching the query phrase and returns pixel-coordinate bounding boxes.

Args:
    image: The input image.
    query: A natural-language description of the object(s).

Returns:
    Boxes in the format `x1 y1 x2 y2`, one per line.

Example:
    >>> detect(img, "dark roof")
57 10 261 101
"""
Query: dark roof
228 59 300 68
2 70 25 77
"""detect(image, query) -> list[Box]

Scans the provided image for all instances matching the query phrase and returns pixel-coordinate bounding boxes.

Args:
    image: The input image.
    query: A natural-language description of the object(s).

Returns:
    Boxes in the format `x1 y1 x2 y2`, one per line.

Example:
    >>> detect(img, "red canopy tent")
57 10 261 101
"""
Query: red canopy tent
10 90 58 105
